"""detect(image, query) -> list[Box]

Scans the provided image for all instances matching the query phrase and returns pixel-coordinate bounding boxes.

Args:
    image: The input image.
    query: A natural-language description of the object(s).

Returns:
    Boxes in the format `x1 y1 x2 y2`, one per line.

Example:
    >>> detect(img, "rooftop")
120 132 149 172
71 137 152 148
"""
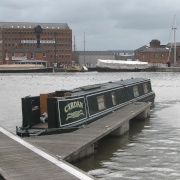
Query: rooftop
0 22 70 30
68 78 148 96
135 45 170 52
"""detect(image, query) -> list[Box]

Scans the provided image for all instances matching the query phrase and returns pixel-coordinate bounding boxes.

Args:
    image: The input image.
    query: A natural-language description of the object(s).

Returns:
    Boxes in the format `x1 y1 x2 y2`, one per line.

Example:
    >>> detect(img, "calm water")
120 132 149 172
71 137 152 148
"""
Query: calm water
1 71 180 179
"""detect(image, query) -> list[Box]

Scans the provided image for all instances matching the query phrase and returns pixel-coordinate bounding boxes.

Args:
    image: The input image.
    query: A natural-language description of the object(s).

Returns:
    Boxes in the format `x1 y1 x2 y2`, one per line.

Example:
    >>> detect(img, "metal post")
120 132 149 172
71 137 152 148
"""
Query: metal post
84 32 85 66
173 15 177 66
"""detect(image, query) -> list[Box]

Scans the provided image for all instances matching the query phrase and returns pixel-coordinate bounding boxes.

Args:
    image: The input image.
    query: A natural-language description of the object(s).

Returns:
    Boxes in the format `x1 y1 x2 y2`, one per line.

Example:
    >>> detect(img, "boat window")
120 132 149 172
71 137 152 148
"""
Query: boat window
97 95 106 110
133 86 139 97
111 92 116 105
143 83 149 94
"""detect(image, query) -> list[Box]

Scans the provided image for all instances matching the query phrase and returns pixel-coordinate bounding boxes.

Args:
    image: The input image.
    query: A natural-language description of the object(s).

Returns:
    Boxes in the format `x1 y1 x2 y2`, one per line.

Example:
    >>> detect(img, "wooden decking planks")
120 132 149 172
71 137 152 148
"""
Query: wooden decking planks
0 130 94 180
27 102 151 161
0 102 150 179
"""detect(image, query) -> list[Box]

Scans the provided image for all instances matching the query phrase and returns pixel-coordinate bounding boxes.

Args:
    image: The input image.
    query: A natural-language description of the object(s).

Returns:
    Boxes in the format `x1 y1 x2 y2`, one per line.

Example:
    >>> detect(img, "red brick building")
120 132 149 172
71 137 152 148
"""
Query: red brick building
134 39 180 66
0 22 72 66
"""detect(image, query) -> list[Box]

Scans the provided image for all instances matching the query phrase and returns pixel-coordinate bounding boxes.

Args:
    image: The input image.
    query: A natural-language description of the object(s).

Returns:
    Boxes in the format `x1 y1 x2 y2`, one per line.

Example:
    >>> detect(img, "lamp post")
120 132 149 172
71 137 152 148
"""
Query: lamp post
83 32 85 66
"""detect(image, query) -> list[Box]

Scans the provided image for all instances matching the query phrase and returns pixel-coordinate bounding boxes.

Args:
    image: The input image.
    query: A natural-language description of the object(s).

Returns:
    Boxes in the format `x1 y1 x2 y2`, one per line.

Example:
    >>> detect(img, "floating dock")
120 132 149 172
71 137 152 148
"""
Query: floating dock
0 102 151 180
0 127 94 180
0 64 53 73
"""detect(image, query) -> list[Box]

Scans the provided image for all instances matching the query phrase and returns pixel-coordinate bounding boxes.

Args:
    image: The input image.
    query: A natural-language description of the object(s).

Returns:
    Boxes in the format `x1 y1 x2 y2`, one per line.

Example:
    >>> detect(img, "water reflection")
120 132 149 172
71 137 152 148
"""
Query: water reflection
78 103 180 180
72 115 149 175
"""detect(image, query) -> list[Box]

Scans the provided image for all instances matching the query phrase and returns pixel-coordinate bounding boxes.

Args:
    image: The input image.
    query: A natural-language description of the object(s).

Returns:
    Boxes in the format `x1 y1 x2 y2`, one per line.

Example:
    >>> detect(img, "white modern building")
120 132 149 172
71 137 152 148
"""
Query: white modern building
73 51 115 67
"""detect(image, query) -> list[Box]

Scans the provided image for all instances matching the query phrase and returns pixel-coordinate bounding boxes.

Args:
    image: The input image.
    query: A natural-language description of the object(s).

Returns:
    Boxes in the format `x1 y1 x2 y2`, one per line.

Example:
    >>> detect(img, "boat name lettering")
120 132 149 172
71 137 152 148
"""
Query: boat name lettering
64 101 83 113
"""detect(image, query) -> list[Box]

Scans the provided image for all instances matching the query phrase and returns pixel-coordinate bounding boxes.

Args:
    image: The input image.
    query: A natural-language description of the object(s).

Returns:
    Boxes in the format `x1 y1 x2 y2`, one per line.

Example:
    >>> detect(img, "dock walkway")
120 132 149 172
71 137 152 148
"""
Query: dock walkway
0 102 151 180
0 128 94 180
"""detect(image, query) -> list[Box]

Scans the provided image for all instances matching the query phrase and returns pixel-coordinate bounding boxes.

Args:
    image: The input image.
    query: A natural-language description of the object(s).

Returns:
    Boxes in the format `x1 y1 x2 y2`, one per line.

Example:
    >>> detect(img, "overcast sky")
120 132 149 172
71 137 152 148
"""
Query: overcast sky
1 0 180 51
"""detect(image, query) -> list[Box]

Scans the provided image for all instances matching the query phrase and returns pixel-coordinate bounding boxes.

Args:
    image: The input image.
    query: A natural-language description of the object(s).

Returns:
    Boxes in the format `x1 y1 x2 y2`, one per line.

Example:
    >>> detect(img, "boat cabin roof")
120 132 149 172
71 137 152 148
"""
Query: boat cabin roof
56 78 150 97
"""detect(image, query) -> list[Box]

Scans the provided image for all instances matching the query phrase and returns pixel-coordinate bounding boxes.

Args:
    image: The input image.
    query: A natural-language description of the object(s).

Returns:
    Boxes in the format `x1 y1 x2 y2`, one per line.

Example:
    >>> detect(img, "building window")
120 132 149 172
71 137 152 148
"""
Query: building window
43 53 46 57
23 52 26 57
133 86 139 97
111 92 116 105
30 52 34 59
97 95 106 110
154 54 158 58
143 83 149 94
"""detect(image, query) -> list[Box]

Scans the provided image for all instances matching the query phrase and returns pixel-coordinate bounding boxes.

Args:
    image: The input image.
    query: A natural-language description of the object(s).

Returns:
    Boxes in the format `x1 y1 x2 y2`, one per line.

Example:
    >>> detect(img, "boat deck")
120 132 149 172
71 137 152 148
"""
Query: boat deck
0 102 151 179
32 122 48 129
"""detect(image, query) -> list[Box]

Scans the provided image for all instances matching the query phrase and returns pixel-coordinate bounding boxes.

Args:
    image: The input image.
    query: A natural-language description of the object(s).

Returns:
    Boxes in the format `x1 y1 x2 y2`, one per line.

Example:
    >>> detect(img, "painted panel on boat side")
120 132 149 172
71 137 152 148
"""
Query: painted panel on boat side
57 97 87 127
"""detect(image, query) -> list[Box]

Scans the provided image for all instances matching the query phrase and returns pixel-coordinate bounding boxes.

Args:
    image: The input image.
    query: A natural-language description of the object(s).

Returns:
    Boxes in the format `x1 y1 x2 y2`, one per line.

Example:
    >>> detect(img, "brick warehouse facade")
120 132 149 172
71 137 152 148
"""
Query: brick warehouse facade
0 22 72 66
134 39 180 66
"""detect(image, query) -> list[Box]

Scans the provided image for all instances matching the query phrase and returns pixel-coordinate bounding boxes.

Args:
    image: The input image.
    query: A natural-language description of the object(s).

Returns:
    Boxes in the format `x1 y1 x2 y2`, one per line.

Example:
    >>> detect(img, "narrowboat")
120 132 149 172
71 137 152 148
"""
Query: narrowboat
16 78 155 137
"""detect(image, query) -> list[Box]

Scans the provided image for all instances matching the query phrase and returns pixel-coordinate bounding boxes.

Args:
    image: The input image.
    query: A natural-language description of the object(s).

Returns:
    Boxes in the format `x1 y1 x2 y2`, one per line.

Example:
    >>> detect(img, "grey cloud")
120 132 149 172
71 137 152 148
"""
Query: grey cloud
0 0 180 50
